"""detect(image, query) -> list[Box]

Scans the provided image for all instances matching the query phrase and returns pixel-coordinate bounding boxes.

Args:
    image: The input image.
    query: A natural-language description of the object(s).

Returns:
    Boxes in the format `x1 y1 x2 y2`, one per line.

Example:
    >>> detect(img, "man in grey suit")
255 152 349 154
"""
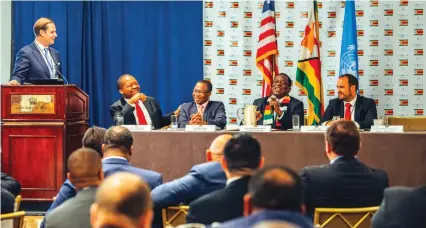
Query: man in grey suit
45 148 103 228
178 80 227 129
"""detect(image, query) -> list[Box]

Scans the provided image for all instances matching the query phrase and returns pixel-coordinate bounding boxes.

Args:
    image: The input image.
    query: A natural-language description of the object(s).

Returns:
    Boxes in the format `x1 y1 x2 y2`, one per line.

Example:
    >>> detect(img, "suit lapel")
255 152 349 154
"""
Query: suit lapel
30 42 51 78
189 102 198 116
339 100 345 118
354 96 362 121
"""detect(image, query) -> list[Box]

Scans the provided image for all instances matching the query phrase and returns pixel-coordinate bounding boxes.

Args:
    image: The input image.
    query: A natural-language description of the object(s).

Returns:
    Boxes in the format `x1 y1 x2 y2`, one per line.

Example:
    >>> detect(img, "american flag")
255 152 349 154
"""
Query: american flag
256 0 279 97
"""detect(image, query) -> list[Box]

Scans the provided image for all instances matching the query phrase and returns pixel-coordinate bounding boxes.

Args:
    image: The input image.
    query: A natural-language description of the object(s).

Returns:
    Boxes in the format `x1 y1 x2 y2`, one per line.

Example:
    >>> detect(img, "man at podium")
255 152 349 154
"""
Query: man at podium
9 17 62 85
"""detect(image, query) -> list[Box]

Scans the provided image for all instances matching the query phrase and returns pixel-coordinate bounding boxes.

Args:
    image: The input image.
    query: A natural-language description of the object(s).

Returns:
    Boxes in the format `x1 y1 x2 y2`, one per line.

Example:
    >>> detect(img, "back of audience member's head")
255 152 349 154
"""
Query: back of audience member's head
91 173 153 228
206 134 233 162
325 120 360 157
245 165 303 215
82 126 107 156
103 126 134 157
222 134 264 176
67 148 103 190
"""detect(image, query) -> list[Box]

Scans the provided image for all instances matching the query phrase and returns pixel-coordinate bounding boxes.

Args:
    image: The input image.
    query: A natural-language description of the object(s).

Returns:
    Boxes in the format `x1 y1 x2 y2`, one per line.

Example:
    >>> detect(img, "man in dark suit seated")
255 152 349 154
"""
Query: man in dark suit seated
220 165 313 228
186 134 264 224
178 80 227 129
45 148 103 228
321 74 377 129
372 185 426 228
300 120 389 216
1 188 15 214
90 173 154 228
1 173 21 197
151 134 231 208
110 74 178 129
9 18 62 85
253 73 304 130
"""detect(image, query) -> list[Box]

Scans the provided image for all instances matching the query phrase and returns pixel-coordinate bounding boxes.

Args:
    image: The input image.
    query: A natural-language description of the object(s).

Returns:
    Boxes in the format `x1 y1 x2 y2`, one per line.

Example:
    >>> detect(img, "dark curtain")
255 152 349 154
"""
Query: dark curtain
12 1 203 127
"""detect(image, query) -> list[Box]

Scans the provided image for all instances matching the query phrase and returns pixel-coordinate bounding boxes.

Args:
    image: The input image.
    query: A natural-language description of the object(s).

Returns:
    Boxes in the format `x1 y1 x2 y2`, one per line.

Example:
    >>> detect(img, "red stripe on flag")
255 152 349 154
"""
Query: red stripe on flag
261 16 275 26
258 29 277 41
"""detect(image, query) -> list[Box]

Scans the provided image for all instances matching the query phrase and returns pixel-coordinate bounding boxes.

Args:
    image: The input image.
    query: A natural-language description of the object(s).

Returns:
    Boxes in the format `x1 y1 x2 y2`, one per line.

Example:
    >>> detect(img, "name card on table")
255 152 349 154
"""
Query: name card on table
370 125 404 133
239 125 271 132
185 125 217 132
301 126 328 132
122 125 152 132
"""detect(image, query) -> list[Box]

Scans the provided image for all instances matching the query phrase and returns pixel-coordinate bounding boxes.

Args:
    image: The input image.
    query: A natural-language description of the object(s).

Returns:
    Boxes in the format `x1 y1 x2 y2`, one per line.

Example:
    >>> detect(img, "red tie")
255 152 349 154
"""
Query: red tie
135 103 148 125
344 103 352 120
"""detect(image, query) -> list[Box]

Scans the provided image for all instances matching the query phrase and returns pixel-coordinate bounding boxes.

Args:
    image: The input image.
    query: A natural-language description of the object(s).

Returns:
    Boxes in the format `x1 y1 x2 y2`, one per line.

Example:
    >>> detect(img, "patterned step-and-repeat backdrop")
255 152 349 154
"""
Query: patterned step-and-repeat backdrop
203 0 426 124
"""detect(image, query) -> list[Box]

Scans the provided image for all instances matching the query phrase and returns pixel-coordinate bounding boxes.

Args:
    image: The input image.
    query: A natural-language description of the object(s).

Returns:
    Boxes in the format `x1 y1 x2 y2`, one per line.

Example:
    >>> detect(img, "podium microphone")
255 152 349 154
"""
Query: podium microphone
54 62 69 85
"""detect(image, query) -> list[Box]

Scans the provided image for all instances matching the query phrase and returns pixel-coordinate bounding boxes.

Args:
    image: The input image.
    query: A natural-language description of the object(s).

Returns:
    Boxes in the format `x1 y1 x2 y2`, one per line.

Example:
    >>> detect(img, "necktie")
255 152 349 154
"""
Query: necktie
43 48 55 78
344 103 352 120
135 102 148 125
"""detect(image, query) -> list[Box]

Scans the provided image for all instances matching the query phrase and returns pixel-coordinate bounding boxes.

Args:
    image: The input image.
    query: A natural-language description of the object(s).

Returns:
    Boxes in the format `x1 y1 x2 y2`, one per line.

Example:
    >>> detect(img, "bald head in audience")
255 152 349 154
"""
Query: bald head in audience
67 148 103 190
90 173 153 228
206 134 233 162
244 165 303 216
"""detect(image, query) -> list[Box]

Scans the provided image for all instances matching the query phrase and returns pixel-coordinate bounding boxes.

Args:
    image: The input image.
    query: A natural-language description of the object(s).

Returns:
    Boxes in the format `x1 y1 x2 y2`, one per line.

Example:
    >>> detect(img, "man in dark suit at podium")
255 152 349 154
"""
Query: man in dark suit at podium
321 74 377 129
9 18 62 85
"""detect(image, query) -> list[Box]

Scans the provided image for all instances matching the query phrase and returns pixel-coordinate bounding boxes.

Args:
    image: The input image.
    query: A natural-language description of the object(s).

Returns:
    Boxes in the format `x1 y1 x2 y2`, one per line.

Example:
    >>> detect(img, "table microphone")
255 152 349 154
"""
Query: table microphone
267 95 277 112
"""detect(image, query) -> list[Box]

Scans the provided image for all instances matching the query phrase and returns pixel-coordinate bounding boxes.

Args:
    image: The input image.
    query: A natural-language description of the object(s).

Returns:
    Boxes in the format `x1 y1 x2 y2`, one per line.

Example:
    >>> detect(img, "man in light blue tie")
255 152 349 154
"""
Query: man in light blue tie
9 17 62 85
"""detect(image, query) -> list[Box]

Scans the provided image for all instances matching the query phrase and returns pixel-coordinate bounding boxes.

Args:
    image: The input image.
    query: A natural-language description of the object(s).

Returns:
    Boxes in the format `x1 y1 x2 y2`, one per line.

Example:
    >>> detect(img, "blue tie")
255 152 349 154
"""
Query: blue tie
43 48 55 79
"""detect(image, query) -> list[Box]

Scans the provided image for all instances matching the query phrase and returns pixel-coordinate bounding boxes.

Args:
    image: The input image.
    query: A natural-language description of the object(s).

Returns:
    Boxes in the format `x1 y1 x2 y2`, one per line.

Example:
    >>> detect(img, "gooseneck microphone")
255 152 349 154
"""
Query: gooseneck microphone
53 62 69 85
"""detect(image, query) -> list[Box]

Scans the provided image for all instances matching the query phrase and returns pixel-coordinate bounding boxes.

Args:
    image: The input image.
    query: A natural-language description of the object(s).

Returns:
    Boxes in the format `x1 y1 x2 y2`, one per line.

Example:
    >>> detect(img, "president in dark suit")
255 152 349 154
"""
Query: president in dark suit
110 74 176 129
300 121 388 216
45 148 103 228
253 73 304 130
186 134 264 225
372 185 426 228
178 80 227 129
151 134 231 208
9 18 62 85
321 74 377 129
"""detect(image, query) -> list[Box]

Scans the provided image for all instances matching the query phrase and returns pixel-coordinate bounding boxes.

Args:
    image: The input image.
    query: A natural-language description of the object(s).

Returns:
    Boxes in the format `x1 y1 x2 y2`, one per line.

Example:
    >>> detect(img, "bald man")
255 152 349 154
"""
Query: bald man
110 74 178 129
91 173 153 228
219 165 312 228
151 134 232 209
45 148 103 228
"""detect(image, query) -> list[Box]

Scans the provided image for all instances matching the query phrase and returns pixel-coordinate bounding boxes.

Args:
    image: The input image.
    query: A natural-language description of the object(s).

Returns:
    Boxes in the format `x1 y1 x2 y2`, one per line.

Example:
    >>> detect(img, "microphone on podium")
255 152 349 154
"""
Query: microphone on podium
53 62 69 85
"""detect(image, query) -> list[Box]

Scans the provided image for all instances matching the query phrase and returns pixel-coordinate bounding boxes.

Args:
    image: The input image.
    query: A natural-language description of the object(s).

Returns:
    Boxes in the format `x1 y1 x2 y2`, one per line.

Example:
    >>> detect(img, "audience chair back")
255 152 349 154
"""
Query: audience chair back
0 211 26 228
162 205 189 227
313 206 379 228
14 195 22 212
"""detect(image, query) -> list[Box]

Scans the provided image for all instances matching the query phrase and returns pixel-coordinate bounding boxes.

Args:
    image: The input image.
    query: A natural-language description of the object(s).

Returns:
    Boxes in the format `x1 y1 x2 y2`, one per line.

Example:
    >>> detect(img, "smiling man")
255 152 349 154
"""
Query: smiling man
253 73 304 130
9 18 62 85
321 74 377 129
177 80 226 129
110 74 177 129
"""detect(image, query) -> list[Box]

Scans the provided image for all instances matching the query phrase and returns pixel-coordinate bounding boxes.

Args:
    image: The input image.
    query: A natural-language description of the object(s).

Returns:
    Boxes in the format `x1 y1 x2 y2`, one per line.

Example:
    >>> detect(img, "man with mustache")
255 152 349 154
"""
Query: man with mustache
321 74 377 129
253 73 304 130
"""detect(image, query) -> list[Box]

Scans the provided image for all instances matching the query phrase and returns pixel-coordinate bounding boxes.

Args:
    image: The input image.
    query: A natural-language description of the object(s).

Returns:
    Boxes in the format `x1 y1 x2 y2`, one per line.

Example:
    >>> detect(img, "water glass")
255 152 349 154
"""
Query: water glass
292 115 300 130
332 116 341 121
374 118 384 126
171 115 178 130
115 114 124 126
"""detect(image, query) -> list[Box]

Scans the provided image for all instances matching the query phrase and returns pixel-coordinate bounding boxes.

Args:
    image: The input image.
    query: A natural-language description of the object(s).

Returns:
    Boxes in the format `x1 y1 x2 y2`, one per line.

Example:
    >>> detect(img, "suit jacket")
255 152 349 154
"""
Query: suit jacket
320 96 377 129
178 101 227 129
110 97 171 129
151 161 226 208
1 188 15 214
186 176 251 225
219 210 313 228
45 187 97 228
372 185 426 228
102 157 162 190
1 173 21 197
300 157 389 216
10 42 62 84
253 96 304 130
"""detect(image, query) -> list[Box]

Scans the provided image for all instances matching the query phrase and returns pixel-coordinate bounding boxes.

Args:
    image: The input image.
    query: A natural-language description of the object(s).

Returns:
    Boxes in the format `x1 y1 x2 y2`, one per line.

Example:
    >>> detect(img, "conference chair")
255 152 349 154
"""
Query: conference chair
1 211 25 228
313 206 379 228
14 195 22 212
162 205 189 227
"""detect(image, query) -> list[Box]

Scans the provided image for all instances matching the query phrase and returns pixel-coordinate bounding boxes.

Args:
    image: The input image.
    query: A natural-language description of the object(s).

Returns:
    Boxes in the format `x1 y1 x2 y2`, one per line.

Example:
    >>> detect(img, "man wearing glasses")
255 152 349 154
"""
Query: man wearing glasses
178 80 227 129
253 73 304 130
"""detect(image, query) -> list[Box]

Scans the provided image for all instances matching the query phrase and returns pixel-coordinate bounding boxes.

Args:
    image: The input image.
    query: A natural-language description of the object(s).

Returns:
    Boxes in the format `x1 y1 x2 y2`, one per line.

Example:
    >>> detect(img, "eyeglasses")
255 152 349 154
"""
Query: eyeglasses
272 81 288 85
193 90 209 94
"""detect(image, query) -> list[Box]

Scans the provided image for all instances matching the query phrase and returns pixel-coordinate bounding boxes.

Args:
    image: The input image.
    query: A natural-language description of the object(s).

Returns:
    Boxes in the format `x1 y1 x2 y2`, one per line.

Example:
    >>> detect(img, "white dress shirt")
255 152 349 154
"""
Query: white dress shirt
124 99 152 125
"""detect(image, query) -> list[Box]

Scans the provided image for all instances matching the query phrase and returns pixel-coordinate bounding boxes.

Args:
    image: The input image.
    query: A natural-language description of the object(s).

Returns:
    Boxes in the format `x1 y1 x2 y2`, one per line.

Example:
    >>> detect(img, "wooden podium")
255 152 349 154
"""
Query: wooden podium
1 85 88 201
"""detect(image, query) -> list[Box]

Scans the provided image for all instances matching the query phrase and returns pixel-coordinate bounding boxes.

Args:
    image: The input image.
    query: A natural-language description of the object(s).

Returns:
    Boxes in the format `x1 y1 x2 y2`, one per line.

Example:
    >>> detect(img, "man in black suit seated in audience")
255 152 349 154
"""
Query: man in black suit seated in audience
1 188 15 214
1 173 21 197
372 185 426 228
45 148 103 228
90 173 154 228
186 134 264 225
321 74 377 129
300 120 389 216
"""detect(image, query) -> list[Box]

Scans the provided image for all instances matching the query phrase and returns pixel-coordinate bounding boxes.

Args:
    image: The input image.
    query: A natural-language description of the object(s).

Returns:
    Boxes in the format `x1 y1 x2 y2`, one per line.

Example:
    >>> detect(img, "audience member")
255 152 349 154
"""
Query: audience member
91 173 153 228
45 148 103 228
1 172 21 197
151 134 232 208
1 188 15 214
186 134 264 224
300 120 388 216
372 185 426 228
219 165 313 228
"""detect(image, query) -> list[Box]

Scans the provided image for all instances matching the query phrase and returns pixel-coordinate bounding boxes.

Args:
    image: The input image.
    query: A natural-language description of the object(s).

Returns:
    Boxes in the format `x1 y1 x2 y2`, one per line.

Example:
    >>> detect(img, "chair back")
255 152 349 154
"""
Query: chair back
14 195 22 212
0 211 25 228
162 205 189 227
313 206 379 228
387 116 426 131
